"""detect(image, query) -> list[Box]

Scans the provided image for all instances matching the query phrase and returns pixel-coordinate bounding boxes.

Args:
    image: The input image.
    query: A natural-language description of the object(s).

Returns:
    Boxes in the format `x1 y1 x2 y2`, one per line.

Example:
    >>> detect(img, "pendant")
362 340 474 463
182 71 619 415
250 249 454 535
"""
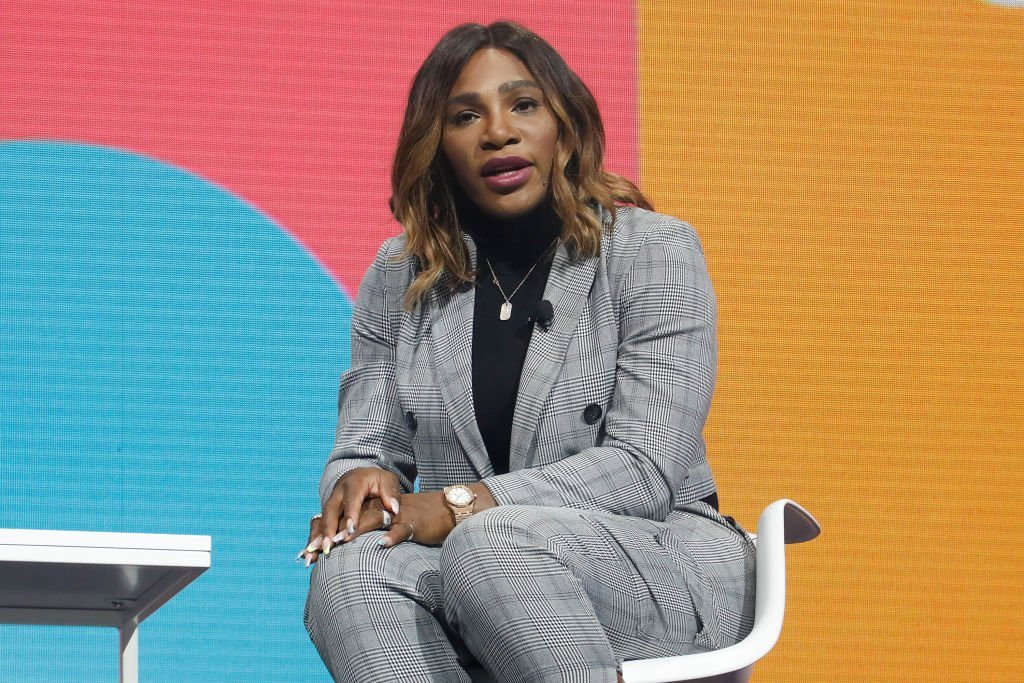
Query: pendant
499 302 512 321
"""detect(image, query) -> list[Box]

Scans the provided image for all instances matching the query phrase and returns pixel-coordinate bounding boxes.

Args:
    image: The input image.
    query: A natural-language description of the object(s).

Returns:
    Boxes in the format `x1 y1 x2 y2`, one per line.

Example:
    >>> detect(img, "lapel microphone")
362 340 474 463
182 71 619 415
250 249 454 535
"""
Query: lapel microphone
529 300 554 331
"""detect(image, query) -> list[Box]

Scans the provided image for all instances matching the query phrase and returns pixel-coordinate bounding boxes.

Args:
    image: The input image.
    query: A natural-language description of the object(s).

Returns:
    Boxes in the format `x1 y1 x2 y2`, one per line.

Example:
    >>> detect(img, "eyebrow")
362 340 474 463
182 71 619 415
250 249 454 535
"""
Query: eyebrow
446 79 543 107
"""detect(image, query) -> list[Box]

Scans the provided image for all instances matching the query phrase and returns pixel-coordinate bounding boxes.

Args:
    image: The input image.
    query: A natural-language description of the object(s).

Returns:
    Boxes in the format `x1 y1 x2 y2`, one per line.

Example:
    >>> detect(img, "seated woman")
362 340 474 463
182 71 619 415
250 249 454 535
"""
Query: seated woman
301 21 755 683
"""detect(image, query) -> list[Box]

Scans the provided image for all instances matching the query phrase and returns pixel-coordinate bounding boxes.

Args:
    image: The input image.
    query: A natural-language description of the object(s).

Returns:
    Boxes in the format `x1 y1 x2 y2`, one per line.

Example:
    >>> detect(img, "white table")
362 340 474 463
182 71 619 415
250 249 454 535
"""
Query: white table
0 529 211 682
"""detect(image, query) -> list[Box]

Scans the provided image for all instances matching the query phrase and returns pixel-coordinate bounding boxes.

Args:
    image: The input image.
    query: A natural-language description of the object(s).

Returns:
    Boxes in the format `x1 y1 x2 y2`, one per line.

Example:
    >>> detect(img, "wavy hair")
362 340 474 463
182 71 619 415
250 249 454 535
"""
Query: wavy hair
391 21 652 308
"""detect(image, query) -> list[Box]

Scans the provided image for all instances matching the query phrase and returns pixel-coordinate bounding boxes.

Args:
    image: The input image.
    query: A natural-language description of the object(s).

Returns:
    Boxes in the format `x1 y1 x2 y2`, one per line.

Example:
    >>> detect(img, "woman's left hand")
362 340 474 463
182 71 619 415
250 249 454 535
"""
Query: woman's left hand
378 483 498 548
377 491 455 548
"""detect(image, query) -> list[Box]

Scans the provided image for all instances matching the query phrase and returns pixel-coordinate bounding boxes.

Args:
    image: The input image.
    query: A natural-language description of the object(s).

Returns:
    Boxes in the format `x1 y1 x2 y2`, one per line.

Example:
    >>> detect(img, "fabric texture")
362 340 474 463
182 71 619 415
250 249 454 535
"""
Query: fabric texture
306 503 754 683
308 207 755 682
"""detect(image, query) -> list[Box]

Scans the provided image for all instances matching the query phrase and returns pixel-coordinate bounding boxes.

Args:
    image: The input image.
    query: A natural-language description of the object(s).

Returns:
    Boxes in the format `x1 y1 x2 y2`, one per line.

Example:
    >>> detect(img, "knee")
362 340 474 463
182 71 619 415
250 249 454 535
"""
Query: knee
305 532 387 629
439 506 544 601
442 506 538 566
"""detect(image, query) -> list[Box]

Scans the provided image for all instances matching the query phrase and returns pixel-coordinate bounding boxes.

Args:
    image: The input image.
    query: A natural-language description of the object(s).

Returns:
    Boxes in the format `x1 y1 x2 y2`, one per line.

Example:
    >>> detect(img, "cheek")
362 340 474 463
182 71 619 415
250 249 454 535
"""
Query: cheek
445 152 475 185
538 123 560 173
440 139 466 178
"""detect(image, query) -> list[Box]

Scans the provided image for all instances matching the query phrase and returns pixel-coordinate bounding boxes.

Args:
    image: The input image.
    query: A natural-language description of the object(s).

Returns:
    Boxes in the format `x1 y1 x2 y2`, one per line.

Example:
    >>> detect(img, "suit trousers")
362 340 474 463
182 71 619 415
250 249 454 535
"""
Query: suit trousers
305 504 754 683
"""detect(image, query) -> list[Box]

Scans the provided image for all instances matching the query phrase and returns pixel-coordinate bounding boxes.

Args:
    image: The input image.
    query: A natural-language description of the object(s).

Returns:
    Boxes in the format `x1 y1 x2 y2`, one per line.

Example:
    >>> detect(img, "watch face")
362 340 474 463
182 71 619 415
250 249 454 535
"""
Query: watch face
447 486 474 507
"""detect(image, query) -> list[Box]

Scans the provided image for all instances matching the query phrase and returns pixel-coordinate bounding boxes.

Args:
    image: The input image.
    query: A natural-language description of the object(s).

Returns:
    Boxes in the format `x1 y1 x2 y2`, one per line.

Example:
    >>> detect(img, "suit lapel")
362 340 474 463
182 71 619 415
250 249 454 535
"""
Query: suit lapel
427 237 494 479
509 241 599 470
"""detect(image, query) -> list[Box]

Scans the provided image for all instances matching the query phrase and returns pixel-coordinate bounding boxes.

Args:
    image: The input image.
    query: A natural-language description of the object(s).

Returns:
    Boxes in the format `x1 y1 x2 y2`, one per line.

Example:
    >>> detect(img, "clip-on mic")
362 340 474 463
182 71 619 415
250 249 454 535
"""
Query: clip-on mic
530 300 554 331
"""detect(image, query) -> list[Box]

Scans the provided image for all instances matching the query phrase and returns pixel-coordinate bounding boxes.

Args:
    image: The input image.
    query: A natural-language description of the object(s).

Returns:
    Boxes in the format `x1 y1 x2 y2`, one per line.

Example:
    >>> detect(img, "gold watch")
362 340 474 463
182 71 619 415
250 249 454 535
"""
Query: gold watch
443 485 477 525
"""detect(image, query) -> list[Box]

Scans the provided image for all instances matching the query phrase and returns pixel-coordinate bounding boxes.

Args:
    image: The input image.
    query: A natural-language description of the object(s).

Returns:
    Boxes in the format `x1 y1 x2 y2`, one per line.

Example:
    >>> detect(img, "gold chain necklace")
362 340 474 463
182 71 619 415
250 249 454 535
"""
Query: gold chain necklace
483 238 558 321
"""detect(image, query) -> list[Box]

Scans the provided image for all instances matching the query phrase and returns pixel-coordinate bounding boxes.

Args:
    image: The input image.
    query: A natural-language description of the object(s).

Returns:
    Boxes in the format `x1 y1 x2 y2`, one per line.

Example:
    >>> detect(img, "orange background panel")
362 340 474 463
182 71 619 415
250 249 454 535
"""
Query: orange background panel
639 1 1023 681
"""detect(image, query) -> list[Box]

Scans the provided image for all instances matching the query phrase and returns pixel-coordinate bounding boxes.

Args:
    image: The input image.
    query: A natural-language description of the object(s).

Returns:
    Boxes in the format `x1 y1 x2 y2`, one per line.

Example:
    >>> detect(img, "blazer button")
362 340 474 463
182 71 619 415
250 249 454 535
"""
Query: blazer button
583 404 603 425
404 411 418 431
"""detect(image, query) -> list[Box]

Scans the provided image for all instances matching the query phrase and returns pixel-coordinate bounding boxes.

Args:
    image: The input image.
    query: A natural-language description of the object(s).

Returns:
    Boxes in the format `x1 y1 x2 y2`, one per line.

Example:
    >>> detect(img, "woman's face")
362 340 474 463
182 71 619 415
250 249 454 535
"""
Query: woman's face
441 48 560 220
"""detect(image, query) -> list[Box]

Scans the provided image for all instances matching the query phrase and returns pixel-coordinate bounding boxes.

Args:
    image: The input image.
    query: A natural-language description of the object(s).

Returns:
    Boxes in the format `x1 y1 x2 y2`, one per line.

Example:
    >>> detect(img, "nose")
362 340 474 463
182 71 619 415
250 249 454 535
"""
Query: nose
481 110 519 150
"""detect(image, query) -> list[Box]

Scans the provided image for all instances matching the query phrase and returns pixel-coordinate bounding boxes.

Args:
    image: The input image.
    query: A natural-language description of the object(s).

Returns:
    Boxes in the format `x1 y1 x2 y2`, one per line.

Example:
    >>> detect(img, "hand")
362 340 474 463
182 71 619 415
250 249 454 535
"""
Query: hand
376 491 454 548
321 468 401 554
299 496 395 565
377 484 498 548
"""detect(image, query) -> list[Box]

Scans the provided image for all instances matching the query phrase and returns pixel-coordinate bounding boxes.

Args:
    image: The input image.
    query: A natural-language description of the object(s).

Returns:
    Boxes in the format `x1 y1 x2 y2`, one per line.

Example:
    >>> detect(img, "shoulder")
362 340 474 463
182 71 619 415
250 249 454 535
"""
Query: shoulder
599 206 708 279
358 233 417 300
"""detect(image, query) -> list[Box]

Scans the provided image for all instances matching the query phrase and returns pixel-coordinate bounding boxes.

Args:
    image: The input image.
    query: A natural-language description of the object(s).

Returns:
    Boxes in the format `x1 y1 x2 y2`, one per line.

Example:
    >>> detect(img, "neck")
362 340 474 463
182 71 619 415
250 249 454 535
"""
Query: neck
456 194 561 268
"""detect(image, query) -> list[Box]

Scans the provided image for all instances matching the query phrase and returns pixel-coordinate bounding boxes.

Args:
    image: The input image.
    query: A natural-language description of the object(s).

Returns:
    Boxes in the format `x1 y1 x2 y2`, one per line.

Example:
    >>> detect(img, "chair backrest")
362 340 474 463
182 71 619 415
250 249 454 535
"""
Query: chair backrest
620 499 821 683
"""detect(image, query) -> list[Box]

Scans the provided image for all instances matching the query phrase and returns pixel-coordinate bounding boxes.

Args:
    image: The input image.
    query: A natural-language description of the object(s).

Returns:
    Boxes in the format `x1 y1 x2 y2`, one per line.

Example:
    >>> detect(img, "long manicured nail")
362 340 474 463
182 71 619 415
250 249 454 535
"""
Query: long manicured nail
321 537 332 555
295 550 305 561
304 553 313 568
306 535 322 554
377 537 389 548
332 532 346 543
392 500 400 515
346 519 355 535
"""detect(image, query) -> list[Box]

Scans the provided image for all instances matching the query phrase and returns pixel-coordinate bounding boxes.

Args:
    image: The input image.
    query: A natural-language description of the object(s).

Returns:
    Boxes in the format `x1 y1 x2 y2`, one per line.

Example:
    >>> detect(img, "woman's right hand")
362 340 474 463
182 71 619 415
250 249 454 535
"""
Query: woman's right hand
319 467 402 555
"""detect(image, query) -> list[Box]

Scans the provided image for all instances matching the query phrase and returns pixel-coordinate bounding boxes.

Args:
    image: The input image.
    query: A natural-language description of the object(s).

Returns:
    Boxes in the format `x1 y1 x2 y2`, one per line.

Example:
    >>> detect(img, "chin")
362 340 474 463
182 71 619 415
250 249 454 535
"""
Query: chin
478 195 545 220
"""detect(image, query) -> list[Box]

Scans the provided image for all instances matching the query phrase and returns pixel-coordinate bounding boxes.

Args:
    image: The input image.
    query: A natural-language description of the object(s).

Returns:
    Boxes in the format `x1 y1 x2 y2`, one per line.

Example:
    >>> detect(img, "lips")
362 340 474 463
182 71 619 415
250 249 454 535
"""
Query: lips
481 155 532 177
480 156 534 192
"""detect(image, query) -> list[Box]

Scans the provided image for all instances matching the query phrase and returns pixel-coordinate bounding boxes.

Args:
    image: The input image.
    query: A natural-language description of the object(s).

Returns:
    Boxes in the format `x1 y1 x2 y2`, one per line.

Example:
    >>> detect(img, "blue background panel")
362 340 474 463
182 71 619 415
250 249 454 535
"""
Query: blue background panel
0 142 351 680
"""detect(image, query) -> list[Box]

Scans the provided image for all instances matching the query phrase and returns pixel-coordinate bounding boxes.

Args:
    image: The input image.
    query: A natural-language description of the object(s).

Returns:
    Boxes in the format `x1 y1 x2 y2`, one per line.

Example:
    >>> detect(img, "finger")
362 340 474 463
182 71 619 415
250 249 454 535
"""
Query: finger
322 484 345 544
304 534 323 555
381 481 402 516
340 487 367 544
377 521 414 549
338 500 387 544
307 518 325 546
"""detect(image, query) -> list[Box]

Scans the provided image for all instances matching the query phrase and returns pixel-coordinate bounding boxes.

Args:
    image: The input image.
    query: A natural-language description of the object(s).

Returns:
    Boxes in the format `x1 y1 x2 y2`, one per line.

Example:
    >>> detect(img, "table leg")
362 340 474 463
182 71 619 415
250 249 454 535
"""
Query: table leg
120 623 138 683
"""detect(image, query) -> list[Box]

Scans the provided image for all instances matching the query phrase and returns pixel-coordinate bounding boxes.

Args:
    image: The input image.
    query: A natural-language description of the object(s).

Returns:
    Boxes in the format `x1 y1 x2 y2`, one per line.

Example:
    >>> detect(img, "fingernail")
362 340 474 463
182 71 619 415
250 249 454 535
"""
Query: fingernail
304 554 312 568
307 535 322 554
377 538 388 548
295 550 306 561
347 519 355 535
321 537 331 555
332 532 346 543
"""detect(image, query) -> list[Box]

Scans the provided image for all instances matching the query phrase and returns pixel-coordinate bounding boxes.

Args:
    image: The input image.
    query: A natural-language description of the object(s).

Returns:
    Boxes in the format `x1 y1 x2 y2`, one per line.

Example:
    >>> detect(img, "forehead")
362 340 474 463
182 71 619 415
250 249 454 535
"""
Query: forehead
449 48 537 95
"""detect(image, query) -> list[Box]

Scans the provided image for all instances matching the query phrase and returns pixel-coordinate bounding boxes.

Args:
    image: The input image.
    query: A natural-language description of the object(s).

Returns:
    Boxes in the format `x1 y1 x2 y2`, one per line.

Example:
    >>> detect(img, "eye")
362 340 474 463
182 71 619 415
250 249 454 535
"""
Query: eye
513 98 540 113
450 110 479 126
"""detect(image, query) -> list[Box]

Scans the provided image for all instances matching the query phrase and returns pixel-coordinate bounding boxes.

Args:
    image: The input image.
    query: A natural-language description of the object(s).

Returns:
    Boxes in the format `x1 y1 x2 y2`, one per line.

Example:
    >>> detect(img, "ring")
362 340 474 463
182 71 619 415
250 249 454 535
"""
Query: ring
311 513 323 522
380 510 393 530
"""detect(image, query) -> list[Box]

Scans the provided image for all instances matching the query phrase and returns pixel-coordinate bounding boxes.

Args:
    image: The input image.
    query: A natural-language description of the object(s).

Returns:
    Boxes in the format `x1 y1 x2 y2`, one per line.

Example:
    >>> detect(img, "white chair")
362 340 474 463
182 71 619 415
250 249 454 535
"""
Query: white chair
467 499 821 683
620 499 821 683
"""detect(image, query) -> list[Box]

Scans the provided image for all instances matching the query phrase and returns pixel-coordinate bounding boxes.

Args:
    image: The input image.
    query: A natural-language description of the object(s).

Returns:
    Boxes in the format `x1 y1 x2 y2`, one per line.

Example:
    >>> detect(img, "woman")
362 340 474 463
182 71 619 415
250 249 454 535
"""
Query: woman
302 21 755 683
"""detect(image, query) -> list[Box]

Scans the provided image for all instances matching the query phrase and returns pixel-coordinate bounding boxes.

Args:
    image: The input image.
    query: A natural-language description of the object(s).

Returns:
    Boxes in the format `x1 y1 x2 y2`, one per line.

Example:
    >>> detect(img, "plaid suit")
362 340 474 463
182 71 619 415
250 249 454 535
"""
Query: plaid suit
306 208 755 682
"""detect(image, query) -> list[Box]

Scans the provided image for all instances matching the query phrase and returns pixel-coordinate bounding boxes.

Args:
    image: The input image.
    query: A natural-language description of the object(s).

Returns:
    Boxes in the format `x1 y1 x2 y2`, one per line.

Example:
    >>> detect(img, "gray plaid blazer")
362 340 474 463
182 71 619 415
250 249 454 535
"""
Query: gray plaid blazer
320 206 718 518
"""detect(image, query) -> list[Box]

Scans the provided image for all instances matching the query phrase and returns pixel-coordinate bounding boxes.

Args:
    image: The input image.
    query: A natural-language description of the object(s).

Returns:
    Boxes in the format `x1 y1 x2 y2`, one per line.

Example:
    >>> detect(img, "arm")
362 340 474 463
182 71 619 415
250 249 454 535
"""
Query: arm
319 238 418 508
482 216 717 520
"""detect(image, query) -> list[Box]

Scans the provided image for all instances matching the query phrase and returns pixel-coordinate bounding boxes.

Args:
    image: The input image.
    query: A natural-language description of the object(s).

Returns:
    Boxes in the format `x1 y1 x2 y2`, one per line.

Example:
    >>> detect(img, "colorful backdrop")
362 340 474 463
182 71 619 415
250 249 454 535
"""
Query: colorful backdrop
1 1 1021 681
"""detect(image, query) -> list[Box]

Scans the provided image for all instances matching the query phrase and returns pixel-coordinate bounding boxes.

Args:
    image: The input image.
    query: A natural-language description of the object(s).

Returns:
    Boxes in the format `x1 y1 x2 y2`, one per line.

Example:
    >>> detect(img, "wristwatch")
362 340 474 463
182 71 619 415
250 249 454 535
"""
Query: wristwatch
443 485 477 525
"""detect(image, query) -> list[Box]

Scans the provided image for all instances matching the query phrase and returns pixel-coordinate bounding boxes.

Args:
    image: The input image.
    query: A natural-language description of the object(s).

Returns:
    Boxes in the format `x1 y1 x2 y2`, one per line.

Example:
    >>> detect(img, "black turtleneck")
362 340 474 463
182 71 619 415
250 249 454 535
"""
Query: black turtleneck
459 197 561 475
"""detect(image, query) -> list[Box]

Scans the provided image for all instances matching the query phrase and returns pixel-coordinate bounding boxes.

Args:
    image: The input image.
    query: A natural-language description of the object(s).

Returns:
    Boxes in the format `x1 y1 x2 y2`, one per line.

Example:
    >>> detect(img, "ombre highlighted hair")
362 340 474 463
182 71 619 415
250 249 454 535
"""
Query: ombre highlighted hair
391 21 651 308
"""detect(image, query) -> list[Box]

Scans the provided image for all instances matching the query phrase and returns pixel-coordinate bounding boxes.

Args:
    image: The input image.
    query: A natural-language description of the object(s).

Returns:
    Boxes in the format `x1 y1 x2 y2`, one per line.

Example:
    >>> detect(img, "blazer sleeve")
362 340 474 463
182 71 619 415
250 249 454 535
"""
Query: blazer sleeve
482 216 717 520
319 237 417 507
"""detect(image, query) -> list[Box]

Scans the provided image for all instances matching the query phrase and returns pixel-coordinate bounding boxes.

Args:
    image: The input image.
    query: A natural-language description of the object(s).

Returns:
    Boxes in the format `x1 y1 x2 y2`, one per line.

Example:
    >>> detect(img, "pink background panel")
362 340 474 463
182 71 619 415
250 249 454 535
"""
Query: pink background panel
2 0 638 296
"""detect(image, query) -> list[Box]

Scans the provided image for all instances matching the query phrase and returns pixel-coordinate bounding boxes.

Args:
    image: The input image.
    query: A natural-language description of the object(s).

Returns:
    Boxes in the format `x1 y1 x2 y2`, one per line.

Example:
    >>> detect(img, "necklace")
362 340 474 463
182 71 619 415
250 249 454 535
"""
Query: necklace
483 239 558 321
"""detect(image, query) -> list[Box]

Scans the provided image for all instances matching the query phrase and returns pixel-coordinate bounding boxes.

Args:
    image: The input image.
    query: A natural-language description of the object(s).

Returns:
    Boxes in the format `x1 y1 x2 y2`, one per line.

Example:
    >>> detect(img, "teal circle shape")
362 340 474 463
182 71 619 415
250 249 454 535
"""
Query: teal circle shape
0 141 350 681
